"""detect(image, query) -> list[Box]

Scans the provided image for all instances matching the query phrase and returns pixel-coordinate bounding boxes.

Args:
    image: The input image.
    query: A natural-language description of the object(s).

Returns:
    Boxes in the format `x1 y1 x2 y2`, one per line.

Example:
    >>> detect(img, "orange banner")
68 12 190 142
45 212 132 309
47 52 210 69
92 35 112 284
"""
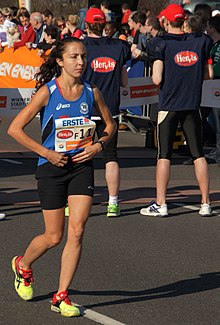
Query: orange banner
0 47 43 88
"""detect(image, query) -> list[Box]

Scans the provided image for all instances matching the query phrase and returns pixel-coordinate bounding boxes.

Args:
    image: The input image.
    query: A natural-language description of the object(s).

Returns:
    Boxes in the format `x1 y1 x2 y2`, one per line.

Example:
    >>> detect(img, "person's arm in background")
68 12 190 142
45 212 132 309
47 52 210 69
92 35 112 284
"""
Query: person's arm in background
132 41 152 61
120 66 128 87
179 0 191 7
72 29 83 39
131 30 139 52
152 59 163 85
204 59 214 80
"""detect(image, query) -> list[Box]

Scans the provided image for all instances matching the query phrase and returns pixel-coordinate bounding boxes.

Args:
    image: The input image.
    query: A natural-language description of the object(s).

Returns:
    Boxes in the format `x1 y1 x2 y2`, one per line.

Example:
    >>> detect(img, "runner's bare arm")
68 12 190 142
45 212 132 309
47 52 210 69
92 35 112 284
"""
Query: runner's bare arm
8 86 68 167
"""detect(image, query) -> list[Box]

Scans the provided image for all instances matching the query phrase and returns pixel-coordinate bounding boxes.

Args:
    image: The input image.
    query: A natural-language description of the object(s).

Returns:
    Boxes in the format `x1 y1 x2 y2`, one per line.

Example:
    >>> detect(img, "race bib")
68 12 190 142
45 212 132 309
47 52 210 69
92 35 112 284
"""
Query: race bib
55 116 96 153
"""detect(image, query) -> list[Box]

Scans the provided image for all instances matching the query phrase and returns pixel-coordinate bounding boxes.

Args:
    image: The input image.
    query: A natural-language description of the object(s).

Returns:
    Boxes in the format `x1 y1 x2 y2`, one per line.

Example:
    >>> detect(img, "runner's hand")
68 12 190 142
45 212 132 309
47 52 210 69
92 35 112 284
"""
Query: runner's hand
45 150 68 167
71 144 101 163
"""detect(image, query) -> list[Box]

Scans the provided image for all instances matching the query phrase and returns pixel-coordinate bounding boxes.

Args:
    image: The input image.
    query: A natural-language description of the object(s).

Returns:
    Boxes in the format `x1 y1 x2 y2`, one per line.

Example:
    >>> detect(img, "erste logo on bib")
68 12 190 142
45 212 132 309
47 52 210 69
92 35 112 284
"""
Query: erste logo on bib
174 51 198 66
91 57 116 73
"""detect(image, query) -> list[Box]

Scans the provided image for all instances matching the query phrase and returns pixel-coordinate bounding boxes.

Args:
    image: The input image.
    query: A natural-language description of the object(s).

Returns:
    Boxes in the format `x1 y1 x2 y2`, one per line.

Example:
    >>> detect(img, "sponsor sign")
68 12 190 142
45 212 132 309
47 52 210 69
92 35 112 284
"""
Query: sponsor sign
0 47 43 88
201 80 220 109
120 77 159 107
120 77 220 110
0 96 7 108
130 84 159 99
0 88 33 115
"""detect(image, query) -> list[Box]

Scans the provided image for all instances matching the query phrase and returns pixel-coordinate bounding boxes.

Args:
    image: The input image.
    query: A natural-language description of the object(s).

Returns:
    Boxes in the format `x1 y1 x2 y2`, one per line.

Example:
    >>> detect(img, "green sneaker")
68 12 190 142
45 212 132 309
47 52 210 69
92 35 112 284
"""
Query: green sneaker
11 256 34 301
107 204 120 217
51 291 80 317
65 206 69 217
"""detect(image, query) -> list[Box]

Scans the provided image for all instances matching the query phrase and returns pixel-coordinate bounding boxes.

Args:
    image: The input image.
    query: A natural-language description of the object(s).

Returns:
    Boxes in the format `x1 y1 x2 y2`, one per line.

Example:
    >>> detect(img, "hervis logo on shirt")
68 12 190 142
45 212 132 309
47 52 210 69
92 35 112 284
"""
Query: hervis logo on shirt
91 57 116 73
57 130 73 139
174 51 198 66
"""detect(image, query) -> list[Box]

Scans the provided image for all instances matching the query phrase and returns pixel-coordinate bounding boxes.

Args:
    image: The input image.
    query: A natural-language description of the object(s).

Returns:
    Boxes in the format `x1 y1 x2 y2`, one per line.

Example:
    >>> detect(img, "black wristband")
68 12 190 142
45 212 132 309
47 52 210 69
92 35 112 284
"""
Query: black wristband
96 140 105 151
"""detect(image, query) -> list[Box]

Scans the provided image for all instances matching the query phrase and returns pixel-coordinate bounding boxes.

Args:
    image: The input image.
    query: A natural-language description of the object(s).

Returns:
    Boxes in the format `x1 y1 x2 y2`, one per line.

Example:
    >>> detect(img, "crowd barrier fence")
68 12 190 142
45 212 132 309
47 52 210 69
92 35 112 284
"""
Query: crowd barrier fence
0 47 219 121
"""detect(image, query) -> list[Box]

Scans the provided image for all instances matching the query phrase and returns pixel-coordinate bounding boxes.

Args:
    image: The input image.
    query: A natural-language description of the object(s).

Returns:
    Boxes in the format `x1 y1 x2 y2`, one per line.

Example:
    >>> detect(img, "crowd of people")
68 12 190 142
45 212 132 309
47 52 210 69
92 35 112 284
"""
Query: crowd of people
0 0 219 318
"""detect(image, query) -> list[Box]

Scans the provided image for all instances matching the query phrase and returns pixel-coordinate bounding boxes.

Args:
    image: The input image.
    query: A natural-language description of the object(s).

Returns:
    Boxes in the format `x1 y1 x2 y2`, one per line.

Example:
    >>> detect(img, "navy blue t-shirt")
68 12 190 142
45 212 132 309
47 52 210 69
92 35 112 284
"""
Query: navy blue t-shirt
152 32 212 111
83 36 131 117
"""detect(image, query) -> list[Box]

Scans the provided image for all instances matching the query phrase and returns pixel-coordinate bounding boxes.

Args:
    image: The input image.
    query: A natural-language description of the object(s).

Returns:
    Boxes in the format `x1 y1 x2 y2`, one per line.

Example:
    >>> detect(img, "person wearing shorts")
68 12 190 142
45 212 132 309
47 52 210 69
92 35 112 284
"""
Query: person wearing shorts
140 4 213 217
83 8 130 217
8 37 116 317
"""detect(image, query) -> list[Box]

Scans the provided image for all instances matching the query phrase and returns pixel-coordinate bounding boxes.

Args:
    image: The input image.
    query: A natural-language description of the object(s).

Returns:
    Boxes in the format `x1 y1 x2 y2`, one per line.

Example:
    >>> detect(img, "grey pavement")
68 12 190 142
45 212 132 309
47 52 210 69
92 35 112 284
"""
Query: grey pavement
0 118 220 324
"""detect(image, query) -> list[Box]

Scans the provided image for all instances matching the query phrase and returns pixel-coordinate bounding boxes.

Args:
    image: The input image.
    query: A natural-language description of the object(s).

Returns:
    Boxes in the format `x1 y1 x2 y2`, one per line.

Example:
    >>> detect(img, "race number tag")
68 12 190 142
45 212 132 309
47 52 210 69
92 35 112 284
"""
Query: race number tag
55 116 96 153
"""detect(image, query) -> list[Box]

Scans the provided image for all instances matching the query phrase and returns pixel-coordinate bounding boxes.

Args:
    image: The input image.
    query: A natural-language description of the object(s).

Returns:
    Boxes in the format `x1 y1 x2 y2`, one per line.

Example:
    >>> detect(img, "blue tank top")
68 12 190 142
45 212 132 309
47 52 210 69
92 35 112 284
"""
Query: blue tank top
38 79 94 166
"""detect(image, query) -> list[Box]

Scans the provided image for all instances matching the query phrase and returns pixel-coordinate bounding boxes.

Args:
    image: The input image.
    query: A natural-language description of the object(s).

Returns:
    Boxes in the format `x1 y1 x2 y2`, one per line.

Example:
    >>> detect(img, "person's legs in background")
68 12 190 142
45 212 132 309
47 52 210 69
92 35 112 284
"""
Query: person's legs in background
182 110 212 216
96 118 120 217
200 107 216 147
206 107 220 166
183 107 216 165
140 111 179 217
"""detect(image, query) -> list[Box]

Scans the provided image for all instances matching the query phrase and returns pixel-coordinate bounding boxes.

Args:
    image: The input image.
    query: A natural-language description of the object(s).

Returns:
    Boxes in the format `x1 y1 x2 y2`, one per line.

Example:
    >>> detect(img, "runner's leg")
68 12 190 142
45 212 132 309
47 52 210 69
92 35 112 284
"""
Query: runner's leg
57 195 92 292
19 208 65 269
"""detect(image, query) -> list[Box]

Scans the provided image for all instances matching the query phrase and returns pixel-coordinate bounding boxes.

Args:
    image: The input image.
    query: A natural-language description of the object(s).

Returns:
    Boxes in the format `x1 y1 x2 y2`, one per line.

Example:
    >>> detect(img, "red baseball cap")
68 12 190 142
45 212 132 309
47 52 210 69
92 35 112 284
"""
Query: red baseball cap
162 4 185 22
85 8 106 24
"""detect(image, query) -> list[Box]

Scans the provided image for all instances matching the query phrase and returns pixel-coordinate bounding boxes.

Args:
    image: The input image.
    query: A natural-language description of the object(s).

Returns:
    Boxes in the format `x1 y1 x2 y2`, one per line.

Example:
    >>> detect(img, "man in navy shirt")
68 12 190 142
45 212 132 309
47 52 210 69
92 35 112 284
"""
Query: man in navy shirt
83 8 130 217
140 4 213 217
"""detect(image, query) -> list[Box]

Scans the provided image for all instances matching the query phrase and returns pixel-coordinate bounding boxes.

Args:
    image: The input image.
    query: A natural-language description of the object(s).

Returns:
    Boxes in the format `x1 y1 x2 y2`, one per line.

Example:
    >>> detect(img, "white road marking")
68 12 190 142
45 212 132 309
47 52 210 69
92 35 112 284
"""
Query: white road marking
0 159 23 165
79 305 126 325
172 203 199 211
172 202 219 215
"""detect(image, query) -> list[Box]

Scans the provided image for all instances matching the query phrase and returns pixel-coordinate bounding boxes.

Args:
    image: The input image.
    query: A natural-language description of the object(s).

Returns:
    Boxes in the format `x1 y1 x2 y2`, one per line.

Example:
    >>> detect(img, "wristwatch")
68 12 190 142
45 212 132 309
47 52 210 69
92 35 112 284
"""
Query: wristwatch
96 140 105 151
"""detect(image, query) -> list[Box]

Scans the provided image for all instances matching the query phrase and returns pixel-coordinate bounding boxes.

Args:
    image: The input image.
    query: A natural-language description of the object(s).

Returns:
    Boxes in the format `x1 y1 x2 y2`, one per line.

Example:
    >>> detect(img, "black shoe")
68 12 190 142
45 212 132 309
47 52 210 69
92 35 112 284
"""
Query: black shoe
182 158 193 165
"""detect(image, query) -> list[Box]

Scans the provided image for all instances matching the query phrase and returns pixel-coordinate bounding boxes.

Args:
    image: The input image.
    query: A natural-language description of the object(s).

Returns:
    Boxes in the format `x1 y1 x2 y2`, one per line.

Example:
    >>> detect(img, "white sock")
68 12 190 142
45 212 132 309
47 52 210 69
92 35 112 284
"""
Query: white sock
109 196 118 205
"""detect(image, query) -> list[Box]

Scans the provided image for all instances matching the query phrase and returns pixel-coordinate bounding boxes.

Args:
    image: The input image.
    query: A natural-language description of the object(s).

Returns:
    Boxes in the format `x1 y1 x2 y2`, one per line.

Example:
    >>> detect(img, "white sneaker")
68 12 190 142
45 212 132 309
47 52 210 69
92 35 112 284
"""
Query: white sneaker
199 203 212 216
0 213 6 220
140 201 168 217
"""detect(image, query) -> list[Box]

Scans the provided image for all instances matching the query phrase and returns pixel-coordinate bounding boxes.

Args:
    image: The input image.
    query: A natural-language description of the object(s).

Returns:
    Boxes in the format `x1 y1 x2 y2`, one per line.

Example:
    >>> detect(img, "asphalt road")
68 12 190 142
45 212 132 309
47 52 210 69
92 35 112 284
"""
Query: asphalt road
0 121 220 325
